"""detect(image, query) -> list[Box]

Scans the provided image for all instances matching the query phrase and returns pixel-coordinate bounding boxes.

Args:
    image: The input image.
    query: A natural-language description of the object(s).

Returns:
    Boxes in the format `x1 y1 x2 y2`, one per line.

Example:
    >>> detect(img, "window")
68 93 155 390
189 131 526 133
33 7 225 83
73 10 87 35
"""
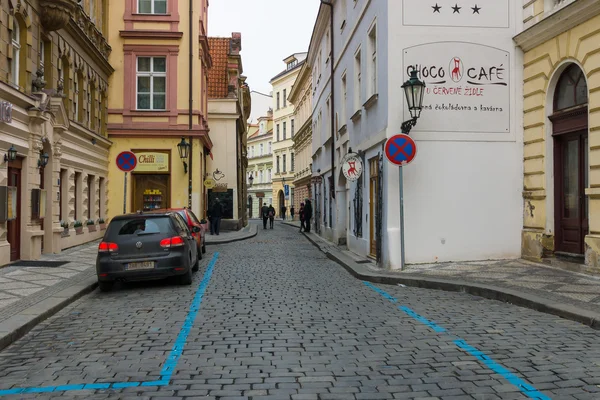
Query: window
554 64 588 111
340 0 347 29
283 89 287 107
99 177 105 218
90 85 96 130
268 169 272 182
86 88 91 126
87 175 94 220
291 119 295 136
74 78 80 121
74 172 81 220
368 23 377 97
260 143 264 155
60 57 70 114
100 91 107 136
259 170 264 183
283 121 287 140
10 18 20 87
276 124 280 141
341 73 347 123
354 49 362 111
277 156 280 173
137 57 166 110
283 154 287 172
41 38 52 84
250 146 254 158
39 39 45 73
138 0 167 14
268 141 272 154
291 153 295 172
277 92 280 109
89 0 95 21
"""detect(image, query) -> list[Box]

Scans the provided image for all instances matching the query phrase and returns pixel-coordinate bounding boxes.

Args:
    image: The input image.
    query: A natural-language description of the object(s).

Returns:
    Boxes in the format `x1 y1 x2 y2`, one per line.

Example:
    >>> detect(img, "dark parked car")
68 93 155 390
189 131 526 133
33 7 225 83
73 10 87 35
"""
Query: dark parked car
96 211 199 292
160 208 206 256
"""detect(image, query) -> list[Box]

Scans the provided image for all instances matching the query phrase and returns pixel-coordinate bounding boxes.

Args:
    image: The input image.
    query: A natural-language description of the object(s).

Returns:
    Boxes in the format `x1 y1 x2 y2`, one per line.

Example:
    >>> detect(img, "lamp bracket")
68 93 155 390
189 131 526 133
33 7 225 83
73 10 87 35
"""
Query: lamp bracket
401 118 418 135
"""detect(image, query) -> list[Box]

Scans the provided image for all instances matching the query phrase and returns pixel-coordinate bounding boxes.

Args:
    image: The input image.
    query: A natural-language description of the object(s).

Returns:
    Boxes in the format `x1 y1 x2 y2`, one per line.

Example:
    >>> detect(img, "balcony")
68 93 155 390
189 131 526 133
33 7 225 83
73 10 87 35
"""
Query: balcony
39 0 77 31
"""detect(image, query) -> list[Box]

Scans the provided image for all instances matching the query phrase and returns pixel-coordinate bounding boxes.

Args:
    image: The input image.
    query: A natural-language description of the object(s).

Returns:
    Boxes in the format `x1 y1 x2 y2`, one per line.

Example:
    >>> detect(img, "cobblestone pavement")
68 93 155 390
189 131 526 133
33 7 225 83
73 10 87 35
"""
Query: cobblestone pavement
205 224 257 245
0 222 600 399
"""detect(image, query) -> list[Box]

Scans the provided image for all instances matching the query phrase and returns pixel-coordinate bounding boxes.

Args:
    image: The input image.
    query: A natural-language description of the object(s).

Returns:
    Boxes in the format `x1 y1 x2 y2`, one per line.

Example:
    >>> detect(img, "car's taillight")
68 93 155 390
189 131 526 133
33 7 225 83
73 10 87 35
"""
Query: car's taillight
98 242 118 253
160 236 185 248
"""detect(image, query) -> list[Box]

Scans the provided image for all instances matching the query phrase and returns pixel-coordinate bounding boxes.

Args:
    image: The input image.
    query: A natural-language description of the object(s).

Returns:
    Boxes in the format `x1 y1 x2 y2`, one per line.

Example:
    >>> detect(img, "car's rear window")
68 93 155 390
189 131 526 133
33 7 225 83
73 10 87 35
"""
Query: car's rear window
108 217 172 236
176 211 189 224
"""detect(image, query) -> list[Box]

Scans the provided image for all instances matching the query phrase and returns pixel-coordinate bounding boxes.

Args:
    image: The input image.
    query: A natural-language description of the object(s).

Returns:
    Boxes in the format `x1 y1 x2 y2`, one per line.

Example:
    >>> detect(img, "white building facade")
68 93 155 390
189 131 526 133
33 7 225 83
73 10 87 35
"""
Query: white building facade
247 112 274 218
308 0 524 268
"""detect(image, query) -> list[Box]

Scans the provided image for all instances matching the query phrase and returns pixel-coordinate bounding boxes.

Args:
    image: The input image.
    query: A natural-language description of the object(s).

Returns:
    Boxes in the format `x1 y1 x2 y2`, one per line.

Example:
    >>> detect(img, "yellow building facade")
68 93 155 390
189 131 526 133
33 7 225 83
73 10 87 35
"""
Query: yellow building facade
516 0 600 273
106 0 212 219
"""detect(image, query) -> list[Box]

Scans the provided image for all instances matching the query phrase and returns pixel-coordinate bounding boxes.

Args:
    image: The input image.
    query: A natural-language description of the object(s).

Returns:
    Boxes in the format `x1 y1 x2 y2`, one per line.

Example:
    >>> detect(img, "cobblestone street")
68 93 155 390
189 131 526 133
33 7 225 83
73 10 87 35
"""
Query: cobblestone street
0 222 599 399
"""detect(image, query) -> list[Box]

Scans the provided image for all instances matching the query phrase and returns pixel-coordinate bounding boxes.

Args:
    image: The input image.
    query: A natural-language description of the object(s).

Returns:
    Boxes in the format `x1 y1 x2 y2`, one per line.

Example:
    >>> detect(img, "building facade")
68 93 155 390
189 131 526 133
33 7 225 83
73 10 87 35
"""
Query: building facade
247 110 273 218
207 34 251 230
0 0 113 266
288 62 312 214
270 53 306 218
515 0 600 274
308 0 524 268
106 0 211 219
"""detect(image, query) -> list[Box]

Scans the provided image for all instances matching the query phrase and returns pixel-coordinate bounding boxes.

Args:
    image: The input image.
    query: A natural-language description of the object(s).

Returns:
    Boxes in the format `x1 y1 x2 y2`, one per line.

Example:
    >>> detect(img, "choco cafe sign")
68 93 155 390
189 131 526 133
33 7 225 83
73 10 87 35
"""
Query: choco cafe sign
133 151 169 172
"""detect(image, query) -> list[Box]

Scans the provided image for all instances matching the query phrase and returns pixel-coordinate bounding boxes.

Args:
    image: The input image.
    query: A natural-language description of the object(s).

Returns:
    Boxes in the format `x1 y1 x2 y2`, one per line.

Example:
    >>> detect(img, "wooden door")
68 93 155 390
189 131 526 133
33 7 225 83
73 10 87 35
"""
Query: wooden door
369 157 378 257
7 165 21 261
554 131 588 255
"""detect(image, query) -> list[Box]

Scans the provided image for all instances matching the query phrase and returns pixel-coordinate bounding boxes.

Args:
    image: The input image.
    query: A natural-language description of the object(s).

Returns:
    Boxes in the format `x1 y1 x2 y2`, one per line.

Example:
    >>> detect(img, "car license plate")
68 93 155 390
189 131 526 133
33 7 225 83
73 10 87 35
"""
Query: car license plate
126 261 155 271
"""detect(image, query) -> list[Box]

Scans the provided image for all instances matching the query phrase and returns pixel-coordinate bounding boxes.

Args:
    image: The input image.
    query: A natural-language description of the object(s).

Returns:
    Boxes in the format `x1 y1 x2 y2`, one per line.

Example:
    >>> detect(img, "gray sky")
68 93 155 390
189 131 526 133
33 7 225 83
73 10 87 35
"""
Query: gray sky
208 0 321 122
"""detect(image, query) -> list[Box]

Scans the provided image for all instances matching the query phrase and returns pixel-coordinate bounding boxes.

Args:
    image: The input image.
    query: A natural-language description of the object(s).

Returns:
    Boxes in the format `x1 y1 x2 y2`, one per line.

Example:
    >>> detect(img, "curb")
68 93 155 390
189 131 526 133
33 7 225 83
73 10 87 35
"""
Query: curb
205 225 258 246
0 277 98 351
300 230 600 330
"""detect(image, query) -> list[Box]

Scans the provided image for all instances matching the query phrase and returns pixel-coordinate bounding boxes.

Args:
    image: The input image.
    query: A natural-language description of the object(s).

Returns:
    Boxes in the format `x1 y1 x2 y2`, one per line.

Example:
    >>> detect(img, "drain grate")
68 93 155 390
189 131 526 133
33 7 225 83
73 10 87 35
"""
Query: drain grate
9 260 69 268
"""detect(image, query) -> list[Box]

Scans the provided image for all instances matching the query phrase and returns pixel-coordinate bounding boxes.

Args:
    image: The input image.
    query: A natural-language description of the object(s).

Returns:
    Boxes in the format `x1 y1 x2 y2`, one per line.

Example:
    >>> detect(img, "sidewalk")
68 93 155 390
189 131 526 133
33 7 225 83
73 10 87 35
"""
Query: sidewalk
205 223 257 245
0 241 99 350
286 222 600 329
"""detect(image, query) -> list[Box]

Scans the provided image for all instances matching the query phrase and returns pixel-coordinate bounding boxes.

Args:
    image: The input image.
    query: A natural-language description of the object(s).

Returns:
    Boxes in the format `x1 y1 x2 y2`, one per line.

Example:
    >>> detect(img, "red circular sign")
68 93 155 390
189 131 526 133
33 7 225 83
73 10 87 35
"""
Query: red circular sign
116 151 137 172
385 134 417 166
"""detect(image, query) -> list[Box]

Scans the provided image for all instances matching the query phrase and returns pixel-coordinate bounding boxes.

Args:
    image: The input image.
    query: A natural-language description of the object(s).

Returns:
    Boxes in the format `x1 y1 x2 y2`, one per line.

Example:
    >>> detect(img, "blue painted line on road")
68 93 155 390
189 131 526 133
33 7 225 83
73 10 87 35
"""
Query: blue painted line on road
0 253 220 397
362 281 551 400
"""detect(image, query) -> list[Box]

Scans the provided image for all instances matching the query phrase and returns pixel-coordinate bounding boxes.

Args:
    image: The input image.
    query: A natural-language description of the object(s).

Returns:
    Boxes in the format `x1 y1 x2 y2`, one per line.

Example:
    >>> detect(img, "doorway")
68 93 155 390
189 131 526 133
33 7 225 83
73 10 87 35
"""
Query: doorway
248 195 253 218
7 160 22 261
369 156 379 257
278 190 284 217
550 64 589 256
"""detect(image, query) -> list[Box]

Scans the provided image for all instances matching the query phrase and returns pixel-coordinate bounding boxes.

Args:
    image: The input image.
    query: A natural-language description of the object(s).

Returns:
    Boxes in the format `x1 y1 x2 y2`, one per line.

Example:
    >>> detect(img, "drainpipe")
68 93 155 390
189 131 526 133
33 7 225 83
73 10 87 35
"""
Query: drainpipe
320 0 335 200
188 0 193 208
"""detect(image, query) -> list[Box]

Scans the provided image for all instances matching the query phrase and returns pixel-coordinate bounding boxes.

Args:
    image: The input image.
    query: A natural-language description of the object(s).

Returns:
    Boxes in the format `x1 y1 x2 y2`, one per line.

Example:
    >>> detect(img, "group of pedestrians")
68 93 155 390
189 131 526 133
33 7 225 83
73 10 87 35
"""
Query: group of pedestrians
260 199 313 232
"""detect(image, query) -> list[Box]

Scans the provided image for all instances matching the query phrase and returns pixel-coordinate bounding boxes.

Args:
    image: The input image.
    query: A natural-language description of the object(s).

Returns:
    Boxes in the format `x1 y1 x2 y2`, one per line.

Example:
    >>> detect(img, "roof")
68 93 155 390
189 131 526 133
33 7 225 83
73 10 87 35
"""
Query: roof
208 37 230 98
269 59 306 83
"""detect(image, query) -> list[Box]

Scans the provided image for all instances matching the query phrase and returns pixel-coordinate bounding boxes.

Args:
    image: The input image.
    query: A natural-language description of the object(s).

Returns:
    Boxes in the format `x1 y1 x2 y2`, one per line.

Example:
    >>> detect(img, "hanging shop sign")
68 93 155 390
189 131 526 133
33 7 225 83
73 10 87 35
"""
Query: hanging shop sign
341 152 363 182
0 101 13 123
133 152 169 173
213 183 228 193
403 42 510 133
204 178 215 189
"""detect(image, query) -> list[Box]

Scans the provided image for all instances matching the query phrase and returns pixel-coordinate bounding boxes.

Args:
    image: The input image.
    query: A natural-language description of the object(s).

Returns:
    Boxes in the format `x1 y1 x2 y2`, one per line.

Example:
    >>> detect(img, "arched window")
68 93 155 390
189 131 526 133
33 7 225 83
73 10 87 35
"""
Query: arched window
11 18 21 87
554 64 588 111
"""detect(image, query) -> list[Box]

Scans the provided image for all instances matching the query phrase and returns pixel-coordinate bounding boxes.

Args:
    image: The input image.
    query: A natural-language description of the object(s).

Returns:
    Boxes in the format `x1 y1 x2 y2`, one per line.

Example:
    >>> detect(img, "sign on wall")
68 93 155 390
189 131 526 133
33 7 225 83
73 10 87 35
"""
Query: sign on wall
402 0 509 28
0 101 13 123
134 152 169 173
403 42 510 134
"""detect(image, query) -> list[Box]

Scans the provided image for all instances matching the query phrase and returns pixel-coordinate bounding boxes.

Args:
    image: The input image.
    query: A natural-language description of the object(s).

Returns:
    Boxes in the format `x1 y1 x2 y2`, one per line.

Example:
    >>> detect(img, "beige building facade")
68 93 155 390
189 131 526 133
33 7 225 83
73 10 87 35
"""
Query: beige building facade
516 0 600 274
247 110 273 218
288 61 312 213
0 0 113 267
270 53 306 218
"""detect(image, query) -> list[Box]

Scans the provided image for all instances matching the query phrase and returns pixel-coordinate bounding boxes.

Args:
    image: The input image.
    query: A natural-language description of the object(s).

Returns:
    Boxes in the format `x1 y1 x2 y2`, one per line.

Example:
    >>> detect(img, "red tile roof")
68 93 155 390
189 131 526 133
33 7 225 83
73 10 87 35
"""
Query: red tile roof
208 37 230 98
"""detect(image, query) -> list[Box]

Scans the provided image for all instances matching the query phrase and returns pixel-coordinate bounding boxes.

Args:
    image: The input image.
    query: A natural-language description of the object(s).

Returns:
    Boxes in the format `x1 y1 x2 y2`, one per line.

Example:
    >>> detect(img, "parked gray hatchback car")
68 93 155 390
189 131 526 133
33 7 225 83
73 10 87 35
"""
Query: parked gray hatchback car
96 211 199 292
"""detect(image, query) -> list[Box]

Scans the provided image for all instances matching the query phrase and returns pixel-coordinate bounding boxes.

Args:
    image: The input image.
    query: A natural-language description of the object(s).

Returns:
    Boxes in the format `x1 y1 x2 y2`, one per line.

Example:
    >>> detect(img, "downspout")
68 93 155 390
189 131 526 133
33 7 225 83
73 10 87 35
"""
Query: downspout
188 0 193 208
320 0 335 200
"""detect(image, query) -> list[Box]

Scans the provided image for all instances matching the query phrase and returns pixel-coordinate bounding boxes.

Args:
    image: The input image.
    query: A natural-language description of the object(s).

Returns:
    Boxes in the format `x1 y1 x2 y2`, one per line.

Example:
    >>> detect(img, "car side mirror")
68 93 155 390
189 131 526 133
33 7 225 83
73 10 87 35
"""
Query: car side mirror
192 226 201 233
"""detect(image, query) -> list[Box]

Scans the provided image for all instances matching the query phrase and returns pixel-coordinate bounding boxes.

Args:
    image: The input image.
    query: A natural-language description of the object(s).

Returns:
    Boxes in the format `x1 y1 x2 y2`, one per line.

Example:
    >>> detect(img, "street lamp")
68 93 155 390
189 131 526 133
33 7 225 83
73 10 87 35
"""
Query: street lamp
400 70 426 134
38 151 49 168
177 137 190 173
4 145 17 163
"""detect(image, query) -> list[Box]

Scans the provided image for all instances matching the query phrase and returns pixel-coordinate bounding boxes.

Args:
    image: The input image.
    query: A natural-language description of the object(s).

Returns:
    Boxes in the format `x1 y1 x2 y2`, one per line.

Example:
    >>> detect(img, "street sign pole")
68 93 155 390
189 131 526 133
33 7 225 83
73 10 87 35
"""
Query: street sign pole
123 172 128 214
399 165 405 270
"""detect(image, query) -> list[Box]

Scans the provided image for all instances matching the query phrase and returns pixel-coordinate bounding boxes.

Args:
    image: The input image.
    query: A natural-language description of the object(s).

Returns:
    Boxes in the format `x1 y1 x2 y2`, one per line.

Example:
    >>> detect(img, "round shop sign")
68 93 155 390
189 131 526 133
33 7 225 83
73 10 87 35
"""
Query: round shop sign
204 178 215 189
341 153 363 182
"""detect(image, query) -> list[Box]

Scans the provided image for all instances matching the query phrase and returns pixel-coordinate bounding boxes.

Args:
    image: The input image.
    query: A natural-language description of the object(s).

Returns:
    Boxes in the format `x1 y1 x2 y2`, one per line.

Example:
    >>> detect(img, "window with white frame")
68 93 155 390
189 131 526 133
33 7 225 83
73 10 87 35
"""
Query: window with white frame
341 73 347 123
74 79 79 121
137 57 166 110
268 169 272 182
283 121 287 140
276 124 280 141
340 0 347 29
90 0 95 21
10 19 20 87
259 170 263 183
291 119 295 136
39 39 45 71
354 49 362 111
368 23 377 97
138 0 167 14
291 153 295 172
260 143 263 155
283 154 287 172
268 141 272 154
283 89 287 107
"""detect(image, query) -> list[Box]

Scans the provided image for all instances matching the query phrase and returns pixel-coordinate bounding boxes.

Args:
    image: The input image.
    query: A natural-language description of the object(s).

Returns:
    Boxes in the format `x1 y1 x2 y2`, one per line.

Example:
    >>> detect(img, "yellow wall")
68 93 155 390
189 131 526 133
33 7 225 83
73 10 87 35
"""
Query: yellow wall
107 137 204 218
521 15 600 272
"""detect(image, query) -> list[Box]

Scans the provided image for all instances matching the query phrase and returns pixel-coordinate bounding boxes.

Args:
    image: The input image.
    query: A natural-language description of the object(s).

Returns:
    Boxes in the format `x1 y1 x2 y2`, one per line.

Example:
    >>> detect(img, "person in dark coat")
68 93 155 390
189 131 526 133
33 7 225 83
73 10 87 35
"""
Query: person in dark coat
281 205 287 220
261 204 269 229
298 203 305 232
303 199 312 233
290 206 295 221
210 198 224 235
268 204 275 229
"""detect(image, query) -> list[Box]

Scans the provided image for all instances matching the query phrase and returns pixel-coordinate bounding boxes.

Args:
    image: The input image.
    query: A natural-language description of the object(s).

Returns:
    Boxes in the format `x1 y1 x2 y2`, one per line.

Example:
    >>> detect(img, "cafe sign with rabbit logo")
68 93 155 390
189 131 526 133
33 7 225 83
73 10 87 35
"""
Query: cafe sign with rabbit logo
341 153 363 182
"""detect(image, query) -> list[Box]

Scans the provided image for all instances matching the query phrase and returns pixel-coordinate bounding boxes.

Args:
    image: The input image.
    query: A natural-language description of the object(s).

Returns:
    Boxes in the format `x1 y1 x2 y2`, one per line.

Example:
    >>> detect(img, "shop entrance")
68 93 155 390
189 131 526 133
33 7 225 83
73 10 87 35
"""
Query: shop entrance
7 160 22 261
550 64 589 256
132 174 170 212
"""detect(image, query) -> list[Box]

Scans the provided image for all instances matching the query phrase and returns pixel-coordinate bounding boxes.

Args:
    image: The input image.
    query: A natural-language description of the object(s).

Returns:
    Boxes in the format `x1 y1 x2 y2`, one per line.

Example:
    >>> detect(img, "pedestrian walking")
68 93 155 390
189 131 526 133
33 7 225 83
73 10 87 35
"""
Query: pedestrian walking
290 205 295 221
281 205 287 220
303 199 312 233
299 203 305 232
261 204 269 229
268 204 275 229
210 198 224 235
